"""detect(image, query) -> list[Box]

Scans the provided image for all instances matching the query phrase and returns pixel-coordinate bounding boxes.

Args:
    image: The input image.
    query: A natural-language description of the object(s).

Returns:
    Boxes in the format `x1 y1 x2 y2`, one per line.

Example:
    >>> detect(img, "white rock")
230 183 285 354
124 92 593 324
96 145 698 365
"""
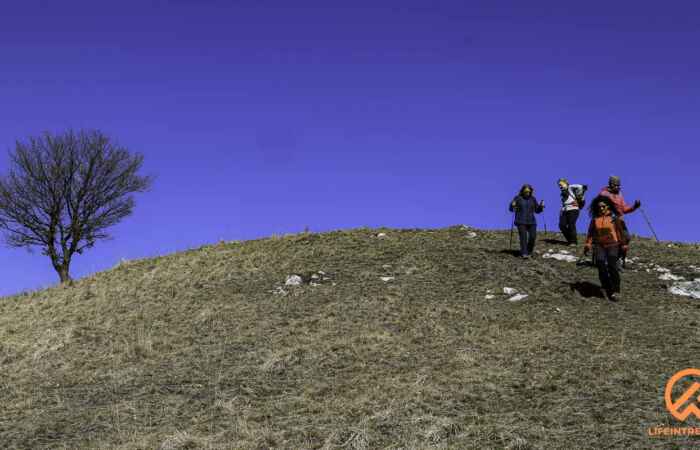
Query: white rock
380 276 395 282
659 273 685 281
555 307 562 313
668 280 700 299
559 250 571 255
503 287 517 295
285 275 303 286
311 273 320 279
507 294 529 302
377 233 387 238
548 249 554 253
542 253 578 263
382 264 392 269
485 294 495 300
466 232 477 238
318 270 326 275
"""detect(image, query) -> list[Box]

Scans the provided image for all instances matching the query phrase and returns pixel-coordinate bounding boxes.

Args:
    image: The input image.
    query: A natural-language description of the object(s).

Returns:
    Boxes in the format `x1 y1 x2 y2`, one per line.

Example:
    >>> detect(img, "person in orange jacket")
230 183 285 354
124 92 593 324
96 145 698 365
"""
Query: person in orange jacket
583 195 630 301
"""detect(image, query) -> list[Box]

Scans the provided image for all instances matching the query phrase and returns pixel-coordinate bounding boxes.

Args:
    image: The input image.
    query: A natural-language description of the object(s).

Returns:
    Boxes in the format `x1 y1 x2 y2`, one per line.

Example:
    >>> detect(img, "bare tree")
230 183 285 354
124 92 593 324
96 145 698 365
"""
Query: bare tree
0 130 152 283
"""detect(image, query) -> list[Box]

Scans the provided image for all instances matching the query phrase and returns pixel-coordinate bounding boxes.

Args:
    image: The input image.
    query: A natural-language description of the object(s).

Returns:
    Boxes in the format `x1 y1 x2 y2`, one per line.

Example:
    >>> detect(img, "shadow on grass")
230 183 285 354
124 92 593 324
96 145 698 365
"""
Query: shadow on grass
569 281 605 298
543 238 570 246
498 249 522 258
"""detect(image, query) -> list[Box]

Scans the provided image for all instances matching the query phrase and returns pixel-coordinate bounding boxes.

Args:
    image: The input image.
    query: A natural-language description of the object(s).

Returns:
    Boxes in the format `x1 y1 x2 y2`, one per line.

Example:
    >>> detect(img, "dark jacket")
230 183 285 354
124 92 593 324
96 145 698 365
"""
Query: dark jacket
509 195 544 225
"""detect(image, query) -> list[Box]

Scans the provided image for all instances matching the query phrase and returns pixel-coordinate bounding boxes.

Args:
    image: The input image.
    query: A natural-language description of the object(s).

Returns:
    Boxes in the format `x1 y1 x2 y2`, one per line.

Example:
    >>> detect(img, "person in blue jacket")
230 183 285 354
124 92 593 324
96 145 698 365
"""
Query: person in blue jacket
509 184 545 258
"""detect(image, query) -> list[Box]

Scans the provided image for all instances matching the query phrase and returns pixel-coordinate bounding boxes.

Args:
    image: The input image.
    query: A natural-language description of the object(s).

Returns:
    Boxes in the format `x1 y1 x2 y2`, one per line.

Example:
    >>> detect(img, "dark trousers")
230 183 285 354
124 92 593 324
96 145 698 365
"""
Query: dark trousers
559 209 580 244
516 223 537 256
595 246 621 295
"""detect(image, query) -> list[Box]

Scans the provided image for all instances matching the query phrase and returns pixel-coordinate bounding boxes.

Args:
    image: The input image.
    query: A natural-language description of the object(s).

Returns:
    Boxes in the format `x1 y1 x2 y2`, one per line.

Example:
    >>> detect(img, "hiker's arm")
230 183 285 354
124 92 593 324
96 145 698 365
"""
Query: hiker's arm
620 194 636 214
509 198 517 212
535 199 544 213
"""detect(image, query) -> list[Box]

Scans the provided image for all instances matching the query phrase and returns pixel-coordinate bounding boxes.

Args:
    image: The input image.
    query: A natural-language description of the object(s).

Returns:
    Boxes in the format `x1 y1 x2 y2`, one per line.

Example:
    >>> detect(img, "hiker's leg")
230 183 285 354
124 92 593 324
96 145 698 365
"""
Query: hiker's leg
558 211 567 240
517 224 529 256
568 210 580 244
607 246 621 293
596 247 612 293
618 246 628 270
527 224 537 254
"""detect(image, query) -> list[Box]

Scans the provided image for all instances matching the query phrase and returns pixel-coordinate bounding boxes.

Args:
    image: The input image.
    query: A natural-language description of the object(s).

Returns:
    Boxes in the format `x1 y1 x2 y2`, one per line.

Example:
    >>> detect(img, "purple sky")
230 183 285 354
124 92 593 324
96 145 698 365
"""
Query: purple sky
1 1 698 296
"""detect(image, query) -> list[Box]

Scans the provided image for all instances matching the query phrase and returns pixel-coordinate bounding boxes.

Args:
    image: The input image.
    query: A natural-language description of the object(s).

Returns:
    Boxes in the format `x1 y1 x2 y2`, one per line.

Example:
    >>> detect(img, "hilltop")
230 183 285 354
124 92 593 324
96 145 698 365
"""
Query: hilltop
1 226 699 449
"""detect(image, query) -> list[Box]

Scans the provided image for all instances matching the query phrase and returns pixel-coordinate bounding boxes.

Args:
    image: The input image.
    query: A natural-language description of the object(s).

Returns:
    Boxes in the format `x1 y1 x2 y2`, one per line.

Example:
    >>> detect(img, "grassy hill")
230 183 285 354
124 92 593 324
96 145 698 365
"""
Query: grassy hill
1 226 699 449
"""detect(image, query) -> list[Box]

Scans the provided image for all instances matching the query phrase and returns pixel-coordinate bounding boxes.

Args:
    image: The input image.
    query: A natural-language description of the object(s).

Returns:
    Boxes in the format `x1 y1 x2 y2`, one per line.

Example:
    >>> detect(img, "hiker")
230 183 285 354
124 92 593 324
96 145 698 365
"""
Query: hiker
598 175 641 266
583 195 631 301
509 184 545 259
598 175 641 217
558 178 587 246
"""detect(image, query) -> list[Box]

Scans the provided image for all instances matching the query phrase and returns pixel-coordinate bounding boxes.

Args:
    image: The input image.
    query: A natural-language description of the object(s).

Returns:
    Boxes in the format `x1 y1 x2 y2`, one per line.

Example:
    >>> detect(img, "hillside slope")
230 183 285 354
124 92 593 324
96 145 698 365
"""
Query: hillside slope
1 226 699 449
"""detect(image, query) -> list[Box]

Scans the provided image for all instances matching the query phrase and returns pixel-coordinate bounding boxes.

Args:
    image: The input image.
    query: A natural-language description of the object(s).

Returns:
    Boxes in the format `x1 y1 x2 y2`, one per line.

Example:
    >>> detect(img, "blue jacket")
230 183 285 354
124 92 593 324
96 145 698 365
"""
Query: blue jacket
509 195 544 225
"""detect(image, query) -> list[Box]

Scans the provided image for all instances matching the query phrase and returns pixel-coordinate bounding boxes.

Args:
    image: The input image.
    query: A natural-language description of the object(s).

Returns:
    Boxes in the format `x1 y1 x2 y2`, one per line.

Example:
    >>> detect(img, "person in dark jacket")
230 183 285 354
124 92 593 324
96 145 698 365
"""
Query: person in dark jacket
509 184 545 258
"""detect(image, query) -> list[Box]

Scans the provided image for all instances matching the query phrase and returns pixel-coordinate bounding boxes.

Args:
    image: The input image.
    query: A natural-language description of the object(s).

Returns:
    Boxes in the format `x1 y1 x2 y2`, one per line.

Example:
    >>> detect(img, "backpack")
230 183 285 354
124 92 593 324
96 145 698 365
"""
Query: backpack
572 185 587 208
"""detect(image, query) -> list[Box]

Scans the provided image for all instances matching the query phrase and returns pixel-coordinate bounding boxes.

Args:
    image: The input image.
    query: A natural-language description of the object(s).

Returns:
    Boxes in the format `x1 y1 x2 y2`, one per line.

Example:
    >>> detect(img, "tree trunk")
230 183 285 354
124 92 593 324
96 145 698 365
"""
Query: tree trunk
57 264 72 284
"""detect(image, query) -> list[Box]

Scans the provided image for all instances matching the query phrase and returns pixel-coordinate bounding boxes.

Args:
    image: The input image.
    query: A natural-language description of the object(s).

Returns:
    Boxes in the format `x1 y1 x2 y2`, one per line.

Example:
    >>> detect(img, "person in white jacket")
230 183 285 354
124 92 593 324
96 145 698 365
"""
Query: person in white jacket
558 178 587 246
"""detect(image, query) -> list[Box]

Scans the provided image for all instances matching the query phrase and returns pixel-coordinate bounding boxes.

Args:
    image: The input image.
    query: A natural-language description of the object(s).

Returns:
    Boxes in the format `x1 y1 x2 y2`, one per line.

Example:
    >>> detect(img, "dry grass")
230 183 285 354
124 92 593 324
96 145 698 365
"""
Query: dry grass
0 226 699 449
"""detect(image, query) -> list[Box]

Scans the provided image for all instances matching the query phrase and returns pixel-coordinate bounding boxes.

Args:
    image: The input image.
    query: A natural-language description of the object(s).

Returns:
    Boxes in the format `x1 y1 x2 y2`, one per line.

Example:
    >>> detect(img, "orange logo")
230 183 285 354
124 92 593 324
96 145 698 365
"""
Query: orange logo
665 368 700 422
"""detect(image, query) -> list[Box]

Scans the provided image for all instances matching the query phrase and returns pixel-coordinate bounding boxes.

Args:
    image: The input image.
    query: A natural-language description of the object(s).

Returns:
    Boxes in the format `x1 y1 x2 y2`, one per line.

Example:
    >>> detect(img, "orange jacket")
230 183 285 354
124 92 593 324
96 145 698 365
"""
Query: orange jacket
585 214 630 251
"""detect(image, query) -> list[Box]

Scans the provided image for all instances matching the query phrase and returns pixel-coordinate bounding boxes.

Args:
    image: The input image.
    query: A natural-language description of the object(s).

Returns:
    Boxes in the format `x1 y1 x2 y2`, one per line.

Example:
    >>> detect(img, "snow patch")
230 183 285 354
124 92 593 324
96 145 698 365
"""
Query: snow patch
659 273 685 281
668 279 700 299
503 287 517 295
485 294 495 300
377 233 387 238
285 275 303 286
542 253 578 263
380 276 395 282
507 294 529 302
466 231 477 238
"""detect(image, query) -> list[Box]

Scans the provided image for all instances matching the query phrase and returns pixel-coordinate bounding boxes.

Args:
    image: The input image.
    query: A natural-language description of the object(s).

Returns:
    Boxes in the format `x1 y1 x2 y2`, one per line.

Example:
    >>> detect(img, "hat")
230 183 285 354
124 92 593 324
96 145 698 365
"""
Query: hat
609 175 621 185
558 178 569 185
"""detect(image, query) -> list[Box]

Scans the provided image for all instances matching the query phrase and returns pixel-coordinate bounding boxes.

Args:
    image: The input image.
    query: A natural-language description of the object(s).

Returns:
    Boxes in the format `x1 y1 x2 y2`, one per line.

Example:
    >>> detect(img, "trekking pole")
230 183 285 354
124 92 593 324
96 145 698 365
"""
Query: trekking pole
639 206 659 242
544 218 548 238
509 212 515 250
